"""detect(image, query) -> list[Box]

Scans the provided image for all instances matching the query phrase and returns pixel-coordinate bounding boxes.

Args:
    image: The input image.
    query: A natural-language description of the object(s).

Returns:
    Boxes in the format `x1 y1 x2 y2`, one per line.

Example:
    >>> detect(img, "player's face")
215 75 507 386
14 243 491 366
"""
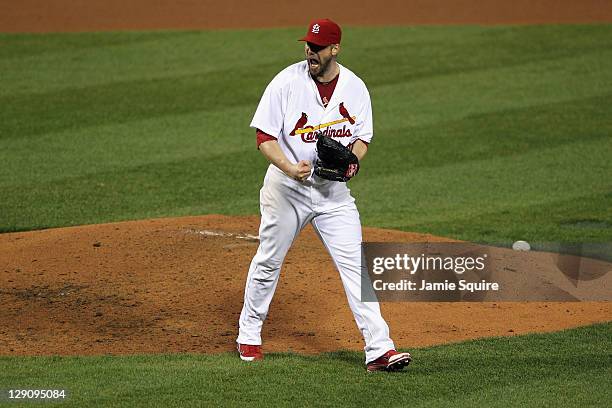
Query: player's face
305 42 337 78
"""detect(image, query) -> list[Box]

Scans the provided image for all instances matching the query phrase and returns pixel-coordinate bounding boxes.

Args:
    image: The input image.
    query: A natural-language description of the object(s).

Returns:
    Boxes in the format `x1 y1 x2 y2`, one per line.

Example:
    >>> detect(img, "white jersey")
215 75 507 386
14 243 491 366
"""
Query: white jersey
239 60 396 364
250 61 374 166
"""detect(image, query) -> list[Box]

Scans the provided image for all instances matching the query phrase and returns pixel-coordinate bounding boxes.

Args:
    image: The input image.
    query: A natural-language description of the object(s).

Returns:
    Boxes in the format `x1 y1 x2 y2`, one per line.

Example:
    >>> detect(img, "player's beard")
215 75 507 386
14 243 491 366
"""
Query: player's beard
309 55 332 79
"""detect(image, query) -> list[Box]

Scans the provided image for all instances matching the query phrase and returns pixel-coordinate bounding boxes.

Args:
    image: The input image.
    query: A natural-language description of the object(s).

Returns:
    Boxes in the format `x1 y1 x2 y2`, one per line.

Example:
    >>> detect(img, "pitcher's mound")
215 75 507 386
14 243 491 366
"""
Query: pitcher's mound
0 215 609 356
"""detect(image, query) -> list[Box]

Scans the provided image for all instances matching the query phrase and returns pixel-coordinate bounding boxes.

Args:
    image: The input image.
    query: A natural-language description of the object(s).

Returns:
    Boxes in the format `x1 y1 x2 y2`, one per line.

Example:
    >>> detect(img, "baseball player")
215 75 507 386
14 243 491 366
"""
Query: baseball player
236 19 411 372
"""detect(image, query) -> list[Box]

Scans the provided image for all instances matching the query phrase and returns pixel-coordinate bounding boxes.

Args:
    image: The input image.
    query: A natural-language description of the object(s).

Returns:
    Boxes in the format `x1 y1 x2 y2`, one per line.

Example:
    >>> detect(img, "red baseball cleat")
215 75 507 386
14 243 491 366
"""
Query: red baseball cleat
237 343 264 361
366 350 412 372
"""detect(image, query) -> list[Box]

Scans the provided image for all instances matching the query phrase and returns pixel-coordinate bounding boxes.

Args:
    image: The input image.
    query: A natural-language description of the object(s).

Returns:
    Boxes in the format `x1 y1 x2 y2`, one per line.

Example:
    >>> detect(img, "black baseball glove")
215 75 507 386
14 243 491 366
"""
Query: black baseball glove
314 133 360 182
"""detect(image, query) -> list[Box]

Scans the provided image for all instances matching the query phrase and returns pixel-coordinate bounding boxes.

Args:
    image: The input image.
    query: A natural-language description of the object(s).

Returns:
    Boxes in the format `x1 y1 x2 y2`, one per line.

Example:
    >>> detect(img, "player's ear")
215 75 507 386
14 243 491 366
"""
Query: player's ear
331 44 340 56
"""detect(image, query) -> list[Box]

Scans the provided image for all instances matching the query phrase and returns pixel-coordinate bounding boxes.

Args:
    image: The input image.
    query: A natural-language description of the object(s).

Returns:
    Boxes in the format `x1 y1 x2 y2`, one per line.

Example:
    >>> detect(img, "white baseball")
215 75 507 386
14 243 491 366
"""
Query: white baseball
512 240 531 251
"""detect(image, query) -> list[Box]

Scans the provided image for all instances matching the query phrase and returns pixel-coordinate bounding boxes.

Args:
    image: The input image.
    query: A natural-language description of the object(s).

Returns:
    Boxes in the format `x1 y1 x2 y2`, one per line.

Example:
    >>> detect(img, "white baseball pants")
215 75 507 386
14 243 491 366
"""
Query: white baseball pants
237 165 395 363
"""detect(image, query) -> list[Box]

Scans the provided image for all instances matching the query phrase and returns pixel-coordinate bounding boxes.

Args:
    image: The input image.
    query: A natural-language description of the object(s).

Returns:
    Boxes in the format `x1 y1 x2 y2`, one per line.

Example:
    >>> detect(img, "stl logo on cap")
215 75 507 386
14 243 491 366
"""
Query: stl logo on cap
299 19 342 47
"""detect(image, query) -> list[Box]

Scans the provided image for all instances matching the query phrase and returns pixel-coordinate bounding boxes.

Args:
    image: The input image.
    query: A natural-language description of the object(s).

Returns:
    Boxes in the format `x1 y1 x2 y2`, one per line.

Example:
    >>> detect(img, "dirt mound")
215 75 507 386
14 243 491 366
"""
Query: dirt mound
2 0 612 33
1 215 609 356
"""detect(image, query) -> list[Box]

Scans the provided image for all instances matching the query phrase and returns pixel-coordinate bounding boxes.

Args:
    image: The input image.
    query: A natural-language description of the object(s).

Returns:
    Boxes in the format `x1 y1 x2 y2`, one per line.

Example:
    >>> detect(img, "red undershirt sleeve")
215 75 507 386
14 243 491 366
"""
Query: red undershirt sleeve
256 129 277 149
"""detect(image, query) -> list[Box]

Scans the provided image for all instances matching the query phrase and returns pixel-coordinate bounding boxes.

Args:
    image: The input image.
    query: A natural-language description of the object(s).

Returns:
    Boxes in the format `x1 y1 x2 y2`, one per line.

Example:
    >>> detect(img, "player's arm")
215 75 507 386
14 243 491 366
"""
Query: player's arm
259 139 311 182
350 85 373 163
351 139 368 161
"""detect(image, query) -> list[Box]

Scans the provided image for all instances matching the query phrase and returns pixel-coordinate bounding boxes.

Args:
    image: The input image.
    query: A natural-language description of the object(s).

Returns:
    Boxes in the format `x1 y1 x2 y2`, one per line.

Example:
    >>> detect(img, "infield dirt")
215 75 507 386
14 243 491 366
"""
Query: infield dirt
0 0 610 357
1 0 612 33
1 215 610 356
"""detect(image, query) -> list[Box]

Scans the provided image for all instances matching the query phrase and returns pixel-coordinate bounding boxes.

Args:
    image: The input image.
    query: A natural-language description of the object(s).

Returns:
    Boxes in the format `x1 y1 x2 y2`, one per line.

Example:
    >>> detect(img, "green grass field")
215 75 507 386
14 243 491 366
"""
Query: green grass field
1 25 611 242
1 323 610 407
1 24 611 407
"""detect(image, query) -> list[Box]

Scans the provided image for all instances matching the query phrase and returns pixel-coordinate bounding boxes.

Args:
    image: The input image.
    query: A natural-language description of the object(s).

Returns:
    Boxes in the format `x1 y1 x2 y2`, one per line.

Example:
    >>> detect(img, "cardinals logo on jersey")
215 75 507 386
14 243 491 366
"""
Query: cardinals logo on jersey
339 102 355 124
290 112 308 136
290 103 357 143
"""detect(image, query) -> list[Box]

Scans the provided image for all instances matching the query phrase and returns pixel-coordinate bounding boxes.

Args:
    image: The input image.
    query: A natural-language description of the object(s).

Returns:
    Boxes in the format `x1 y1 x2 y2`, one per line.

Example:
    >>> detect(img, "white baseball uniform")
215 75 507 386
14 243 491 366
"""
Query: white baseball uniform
237 60 395 363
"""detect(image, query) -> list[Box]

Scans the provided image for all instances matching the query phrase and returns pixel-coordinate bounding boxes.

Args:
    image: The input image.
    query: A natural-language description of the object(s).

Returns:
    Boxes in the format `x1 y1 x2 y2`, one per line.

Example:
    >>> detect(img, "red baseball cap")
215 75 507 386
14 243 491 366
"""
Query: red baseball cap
299 19 342 46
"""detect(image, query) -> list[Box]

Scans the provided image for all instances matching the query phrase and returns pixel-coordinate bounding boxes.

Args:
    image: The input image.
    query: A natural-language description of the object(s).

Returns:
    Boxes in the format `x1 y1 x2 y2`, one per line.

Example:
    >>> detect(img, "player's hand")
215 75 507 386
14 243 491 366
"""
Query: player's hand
289 160 312 182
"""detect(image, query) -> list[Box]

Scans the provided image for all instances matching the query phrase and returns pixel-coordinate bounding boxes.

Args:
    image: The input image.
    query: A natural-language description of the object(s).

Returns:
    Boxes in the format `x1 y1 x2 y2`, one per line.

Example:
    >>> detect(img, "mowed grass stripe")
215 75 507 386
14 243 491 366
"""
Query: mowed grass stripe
370 93 612 174
1 134 607 234
0 150 267 232
0 30 300 95
398 190 612 243
3 25 607 95
0 105 256 185
0 323 609 407
355 137 611 218
0 64 277 139
348 24 612 87
373 48 612 131
2 79 608 186
4 87 608 188
3 31 610 140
